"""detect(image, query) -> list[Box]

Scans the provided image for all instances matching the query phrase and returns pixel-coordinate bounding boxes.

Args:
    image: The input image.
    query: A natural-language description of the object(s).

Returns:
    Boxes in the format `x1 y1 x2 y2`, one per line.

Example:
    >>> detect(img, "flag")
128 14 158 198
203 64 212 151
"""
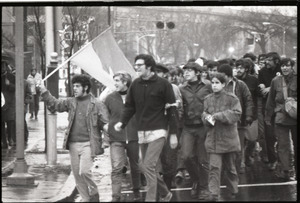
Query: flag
70 27 136 90
43 27 136 90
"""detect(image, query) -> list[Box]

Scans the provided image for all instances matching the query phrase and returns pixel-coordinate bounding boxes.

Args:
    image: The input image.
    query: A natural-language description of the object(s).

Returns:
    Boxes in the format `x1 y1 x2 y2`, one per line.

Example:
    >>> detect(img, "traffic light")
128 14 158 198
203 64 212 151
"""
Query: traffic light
156 21 175 30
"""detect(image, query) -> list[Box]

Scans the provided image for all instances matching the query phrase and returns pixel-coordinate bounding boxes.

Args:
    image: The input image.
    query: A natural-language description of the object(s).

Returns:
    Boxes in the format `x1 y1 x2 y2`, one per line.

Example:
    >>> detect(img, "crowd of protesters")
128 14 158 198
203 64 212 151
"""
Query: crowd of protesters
1 50 297 202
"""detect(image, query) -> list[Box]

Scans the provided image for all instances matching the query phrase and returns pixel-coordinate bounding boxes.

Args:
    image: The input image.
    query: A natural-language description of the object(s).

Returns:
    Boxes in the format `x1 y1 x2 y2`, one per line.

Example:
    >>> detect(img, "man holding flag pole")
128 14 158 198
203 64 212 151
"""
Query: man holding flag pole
38 27 137 202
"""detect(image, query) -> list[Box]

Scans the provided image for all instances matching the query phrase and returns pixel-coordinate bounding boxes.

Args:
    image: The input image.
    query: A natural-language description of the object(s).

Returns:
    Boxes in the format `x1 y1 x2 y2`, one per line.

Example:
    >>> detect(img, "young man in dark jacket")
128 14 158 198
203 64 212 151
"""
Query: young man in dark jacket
258 52 282 171
115 54 178 202
38 74 107 202
235 58 259 166
102 72 141 202
179 62 213 200
265 58 297 181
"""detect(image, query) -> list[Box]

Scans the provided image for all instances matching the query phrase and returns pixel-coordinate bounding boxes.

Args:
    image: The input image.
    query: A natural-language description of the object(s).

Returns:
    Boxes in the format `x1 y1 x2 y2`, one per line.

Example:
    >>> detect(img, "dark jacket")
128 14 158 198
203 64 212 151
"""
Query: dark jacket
120 74 177 134
265 73 297 126
1 72 15 121
258 66 282 100
202 90 242 153
180 80 213 126
238 74 259 120
224 77 254 127
104 91 138 143
41 91 108 158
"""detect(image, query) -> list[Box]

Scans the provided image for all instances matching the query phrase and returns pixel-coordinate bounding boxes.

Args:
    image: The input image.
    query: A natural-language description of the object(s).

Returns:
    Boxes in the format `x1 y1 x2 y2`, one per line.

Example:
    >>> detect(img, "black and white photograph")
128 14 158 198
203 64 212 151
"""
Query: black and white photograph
1 3 297 202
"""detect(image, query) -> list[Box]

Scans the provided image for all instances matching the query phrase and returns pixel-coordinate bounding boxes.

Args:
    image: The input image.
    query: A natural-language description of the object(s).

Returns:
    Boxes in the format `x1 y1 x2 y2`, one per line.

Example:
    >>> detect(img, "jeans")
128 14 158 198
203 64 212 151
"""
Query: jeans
139 137 170 201
208 152 239 197
110 141 140 199
262 99 277 164
29 94 39 117
181 125 209 190
275 124 297 172
69 141 99 202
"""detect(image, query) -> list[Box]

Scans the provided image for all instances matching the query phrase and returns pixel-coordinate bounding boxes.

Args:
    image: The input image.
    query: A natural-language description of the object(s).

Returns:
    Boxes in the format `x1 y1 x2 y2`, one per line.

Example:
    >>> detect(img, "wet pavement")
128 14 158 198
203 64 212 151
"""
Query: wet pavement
115 154 297 202
2 102 75 202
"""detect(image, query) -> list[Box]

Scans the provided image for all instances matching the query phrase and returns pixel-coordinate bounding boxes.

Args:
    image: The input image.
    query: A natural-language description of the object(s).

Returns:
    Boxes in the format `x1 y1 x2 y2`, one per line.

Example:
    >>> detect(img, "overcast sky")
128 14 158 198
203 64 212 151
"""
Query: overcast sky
224 6 297 17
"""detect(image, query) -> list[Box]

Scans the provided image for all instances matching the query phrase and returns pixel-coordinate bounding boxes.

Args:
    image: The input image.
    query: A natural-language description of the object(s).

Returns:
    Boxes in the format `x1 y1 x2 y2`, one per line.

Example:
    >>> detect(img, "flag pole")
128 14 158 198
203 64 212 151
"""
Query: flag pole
42 26 112 82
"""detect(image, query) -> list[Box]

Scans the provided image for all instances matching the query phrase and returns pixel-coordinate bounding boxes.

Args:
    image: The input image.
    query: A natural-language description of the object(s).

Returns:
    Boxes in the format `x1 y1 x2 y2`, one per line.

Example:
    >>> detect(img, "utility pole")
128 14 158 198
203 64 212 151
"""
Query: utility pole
7 7 36 186
45 7 57 165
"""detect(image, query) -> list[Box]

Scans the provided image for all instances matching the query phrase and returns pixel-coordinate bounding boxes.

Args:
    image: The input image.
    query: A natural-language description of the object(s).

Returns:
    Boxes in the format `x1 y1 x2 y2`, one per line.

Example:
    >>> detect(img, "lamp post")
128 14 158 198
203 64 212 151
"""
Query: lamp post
136 34 156 54
263 22 286 56
228 46 235 58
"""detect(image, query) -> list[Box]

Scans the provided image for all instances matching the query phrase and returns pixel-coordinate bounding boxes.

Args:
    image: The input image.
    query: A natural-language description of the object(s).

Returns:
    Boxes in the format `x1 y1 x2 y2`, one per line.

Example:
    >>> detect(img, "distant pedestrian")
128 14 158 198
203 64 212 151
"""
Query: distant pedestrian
114 54 178 202
202 72 242 201
102 71 141 202
37 74 107 202
27 67 42 120
265 57 297 181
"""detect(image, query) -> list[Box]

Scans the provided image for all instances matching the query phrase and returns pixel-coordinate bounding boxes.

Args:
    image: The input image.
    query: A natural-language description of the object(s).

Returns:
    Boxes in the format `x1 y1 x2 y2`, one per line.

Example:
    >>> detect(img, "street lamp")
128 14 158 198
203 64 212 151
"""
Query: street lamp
136 34 156 54
263 22 286 56
228 46 235 57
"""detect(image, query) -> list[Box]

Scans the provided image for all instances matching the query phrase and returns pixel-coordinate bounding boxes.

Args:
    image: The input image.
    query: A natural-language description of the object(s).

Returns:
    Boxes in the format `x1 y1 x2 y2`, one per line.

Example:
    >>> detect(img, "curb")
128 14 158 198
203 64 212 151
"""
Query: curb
1 158 16 177
51 172 77 202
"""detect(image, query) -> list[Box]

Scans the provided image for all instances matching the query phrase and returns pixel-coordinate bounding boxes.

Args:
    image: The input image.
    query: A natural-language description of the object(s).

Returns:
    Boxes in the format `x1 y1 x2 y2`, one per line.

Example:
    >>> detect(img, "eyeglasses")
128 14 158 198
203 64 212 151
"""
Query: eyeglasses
134 64 145 68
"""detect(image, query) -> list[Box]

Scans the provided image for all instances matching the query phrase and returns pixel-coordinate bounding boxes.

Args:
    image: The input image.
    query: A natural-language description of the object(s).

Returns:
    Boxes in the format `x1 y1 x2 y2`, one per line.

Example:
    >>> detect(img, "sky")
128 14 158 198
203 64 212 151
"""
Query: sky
224 6 297 17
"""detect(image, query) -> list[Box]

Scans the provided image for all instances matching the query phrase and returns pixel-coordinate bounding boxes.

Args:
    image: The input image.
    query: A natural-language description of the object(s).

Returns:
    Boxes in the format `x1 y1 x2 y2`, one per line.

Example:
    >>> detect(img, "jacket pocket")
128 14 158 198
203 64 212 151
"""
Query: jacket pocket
92 113 98 126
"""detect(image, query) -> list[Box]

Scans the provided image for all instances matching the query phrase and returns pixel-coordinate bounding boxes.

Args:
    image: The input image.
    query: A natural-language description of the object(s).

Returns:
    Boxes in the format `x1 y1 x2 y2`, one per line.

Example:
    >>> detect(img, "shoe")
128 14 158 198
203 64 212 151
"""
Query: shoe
245 156 254 167
229 192 238 199
198 189 210 200
175 170 184 185
159 192 172 202
239 166 245 174
281 170 296 182
191 182 198 199
268 162 277 171
133 189 141 202
30 114 34 119
183 169 190 179
208 194 219 201
122 166 127 174
141 173 147 186
90 193 100 202
111 197 121 202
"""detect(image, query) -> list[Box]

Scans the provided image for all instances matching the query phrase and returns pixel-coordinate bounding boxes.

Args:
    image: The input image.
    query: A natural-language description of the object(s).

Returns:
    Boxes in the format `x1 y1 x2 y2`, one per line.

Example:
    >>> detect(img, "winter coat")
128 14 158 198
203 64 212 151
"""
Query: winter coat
180 80 213 126
41 91 108 158
120 74 177 134
224 77 254 127
103 91 138 143
265 73 297 126
1 72 16 121
27 72 42 95
202 90 242 153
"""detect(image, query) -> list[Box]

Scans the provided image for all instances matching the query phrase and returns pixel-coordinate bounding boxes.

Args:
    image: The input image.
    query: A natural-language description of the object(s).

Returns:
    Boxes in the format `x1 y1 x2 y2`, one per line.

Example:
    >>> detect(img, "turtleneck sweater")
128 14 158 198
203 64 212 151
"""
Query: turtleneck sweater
188 80 200 92
69 94 90 142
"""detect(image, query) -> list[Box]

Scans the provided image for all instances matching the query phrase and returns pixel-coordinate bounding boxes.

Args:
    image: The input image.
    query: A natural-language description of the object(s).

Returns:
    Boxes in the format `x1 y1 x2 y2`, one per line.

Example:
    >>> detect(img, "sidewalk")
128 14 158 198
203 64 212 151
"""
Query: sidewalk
1 101 115 202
